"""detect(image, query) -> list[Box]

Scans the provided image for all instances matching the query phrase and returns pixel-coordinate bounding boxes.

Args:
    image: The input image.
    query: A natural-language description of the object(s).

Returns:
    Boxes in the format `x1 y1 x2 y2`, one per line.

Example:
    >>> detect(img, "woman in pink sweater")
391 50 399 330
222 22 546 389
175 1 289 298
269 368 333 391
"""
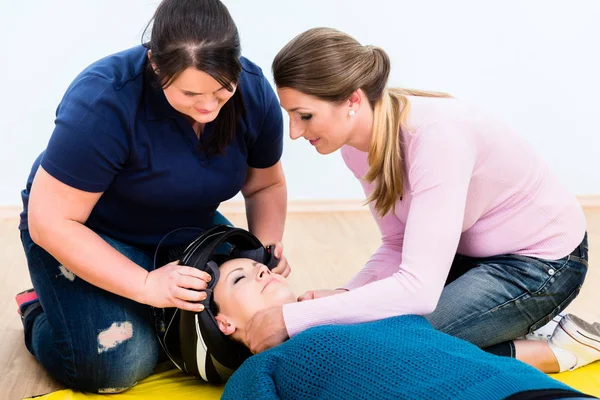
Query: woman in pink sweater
245 27 600 374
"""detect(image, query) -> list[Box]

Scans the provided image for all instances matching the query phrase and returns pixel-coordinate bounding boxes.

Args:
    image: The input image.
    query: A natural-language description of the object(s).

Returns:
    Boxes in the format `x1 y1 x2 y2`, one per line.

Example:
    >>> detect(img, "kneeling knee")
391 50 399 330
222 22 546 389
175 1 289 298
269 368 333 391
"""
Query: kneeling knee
69 323 158 393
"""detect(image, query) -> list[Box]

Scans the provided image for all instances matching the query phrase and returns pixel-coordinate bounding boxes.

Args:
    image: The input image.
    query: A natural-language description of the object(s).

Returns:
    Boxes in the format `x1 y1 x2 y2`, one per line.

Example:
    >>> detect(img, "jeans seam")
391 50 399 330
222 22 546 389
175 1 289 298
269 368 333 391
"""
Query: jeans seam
567 254 588 266
529 284 583 334
489 266 561 314
515 256 570 296
441 289 531 335
440 285 542 342
440 265 569 335
30 244 78 386
491 255 577 313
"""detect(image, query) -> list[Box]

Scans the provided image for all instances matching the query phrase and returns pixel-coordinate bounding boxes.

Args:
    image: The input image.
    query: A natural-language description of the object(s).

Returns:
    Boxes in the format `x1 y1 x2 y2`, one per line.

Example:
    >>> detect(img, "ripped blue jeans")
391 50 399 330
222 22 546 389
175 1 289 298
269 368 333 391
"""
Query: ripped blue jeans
19 213 231 393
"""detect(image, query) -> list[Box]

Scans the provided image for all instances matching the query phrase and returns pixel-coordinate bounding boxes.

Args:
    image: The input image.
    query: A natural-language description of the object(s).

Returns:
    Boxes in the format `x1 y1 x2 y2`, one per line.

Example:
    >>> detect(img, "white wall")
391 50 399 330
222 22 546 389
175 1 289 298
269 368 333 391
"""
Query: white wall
1 0 599 206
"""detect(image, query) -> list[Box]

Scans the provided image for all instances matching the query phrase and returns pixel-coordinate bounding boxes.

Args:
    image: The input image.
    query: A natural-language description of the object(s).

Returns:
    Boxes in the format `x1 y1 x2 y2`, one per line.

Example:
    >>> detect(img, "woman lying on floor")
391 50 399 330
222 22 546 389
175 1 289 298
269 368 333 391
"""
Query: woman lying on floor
208 257 597 400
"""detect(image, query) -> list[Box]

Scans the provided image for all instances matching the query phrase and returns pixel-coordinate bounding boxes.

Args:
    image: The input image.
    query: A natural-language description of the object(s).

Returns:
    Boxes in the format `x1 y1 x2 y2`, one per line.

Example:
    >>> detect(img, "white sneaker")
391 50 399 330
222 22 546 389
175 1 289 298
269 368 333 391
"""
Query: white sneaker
549 313 600 371
525 312 566 341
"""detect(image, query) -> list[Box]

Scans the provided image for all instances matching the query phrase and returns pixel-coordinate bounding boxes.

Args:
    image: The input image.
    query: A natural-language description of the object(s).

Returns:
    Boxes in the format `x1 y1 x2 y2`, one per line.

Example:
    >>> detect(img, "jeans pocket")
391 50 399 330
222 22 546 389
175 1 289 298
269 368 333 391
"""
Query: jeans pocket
509 255 570 295
527 285 582 334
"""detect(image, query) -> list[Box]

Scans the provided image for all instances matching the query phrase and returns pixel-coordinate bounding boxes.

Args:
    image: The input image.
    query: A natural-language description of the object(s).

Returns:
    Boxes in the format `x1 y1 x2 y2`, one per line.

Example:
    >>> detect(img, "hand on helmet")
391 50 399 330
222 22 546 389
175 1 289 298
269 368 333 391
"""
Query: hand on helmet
142 260 211 312
268 241 291 277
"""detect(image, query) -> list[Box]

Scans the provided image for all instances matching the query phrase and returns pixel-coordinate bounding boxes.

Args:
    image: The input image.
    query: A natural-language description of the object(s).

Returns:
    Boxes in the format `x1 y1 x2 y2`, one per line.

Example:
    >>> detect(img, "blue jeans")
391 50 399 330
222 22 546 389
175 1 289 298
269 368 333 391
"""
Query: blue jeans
425 234 589 350
20 212 232 393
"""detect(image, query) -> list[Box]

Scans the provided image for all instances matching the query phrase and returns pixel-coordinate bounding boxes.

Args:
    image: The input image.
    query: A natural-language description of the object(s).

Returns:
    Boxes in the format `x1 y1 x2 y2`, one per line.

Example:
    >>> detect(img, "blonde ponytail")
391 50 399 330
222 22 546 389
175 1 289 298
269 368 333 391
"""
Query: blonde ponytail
365 88 451 217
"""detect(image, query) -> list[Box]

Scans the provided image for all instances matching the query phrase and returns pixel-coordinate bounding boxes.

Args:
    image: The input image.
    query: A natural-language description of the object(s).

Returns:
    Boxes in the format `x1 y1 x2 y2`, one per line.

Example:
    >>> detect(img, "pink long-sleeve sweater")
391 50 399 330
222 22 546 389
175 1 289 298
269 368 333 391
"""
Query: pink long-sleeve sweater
283 95 586 338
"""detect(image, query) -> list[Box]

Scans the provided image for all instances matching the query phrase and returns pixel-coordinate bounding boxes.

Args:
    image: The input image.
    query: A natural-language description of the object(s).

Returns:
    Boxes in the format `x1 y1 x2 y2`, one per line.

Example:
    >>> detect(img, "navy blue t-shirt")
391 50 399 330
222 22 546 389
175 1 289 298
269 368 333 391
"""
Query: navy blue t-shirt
20 45 283 248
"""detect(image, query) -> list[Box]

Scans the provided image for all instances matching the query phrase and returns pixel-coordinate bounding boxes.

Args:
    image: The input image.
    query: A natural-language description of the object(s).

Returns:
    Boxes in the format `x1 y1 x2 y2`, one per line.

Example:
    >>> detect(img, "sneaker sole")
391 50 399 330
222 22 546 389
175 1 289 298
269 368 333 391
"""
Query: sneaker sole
15 288 38 316
16 290 37 305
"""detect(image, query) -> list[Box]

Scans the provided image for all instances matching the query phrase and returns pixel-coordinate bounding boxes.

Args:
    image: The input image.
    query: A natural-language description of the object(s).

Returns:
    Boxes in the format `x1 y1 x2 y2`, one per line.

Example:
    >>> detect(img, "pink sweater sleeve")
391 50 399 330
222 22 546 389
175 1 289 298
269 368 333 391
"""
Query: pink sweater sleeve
283 124 476 337
341 151 405 290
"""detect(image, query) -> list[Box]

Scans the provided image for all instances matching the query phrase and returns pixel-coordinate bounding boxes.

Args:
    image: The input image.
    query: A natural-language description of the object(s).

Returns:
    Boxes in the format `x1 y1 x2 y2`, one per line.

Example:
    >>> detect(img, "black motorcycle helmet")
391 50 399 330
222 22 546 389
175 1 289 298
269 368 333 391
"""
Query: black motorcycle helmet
154 225 279 383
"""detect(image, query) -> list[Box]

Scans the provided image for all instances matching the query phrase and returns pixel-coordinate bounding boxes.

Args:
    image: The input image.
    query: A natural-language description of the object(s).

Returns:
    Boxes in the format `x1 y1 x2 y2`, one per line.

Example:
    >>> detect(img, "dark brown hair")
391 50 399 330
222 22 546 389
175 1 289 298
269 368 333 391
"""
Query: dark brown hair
143 0 245 155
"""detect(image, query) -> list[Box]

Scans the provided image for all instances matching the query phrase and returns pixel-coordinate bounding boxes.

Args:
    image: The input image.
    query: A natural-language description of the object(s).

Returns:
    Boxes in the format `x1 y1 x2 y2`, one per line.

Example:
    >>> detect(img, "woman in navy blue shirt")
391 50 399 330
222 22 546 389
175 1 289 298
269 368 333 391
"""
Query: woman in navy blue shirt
16 0 287 393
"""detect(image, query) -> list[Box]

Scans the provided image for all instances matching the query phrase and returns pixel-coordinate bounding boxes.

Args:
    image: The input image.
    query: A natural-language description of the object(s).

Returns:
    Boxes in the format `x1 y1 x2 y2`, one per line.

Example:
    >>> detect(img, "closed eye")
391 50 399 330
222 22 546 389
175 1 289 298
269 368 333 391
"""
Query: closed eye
300 113 312 121
233 275 244 284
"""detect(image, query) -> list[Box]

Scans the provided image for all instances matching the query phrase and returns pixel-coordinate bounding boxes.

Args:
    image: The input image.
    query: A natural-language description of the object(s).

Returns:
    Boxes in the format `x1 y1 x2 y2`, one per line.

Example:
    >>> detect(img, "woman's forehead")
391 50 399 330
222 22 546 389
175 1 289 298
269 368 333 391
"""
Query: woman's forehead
172 67 224 93
218 258 261 279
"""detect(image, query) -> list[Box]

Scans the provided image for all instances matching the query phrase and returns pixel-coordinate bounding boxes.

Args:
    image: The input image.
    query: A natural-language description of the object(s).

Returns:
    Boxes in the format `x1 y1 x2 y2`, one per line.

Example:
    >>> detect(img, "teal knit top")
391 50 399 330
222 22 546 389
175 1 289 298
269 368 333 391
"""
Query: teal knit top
222 316 574 399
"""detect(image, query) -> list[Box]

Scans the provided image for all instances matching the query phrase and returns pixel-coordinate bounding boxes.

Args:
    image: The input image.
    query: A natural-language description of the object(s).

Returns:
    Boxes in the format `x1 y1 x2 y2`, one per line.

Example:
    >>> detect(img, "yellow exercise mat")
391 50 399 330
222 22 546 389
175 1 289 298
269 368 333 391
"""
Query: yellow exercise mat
26 369 224 400
26 362 600 399
550 361 600 396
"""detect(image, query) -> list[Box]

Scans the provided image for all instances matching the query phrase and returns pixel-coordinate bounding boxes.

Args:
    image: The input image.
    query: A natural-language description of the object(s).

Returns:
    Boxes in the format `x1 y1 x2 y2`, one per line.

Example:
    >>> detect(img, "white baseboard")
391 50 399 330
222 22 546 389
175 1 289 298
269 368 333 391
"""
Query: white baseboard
576 195 600 209
221 195 600 213
218 199 369 214
1 195 599 218
0 207 20 218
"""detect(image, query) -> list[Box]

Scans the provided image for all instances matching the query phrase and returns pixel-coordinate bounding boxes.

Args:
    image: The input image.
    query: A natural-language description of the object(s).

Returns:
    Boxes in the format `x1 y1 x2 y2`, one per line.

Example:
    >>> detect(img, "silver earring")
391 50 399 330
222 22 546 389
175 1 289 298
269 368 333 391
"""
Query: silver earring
349 110 356 117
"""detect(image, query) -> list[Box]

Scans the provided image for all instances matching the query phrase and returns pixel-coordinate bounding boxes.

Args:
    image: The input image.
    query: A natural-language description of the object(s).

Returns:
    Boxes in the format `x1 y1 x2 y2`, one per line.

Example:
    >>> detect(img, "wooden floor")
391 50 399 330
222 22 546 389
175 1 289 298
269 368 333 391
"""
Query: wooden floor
2 208 599 399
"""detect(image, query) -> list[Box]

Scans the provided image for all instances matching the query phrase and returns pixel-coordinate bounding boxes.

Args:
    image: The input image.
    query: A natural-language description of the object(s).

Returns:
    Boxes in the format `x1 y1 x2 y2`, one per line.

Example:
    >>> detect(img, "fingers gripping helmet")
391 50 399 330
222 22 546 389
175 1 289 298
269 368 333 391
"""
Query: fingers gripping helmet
155 225 279 383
